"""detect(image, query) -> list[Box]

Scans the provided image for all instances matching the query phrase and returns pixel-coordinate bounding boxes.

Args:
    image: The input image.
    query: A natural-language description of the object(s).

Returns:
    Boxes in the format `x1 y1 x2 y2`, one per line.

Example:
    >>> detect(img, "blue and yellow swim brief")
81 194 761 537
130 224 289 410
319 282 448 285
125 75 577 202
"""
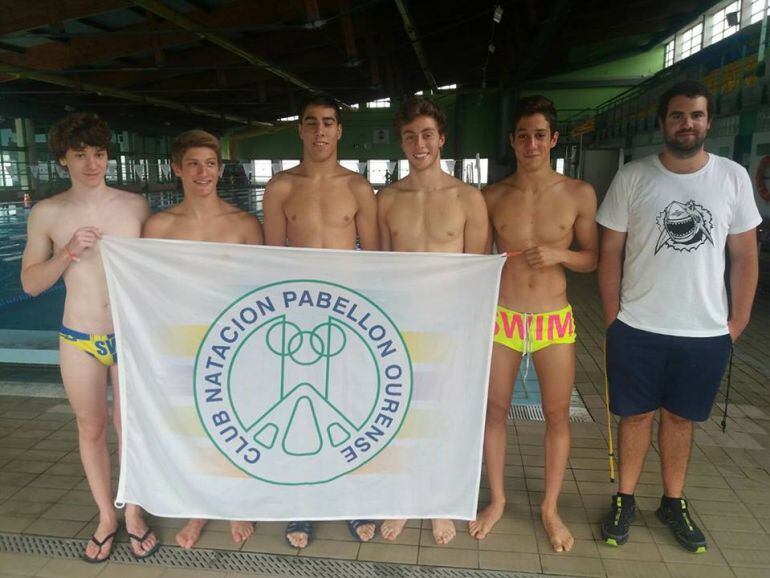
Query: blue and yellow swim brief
59 325 117 366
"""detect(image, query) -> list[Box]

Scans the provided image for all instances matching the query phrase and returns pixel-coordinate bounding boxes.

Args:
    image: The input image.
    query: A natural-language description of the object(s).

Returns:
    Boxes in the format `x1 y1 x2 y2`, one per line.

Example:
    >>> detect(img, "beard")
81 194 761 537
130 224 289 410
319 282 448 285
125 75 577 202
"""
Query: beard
664 130 706 158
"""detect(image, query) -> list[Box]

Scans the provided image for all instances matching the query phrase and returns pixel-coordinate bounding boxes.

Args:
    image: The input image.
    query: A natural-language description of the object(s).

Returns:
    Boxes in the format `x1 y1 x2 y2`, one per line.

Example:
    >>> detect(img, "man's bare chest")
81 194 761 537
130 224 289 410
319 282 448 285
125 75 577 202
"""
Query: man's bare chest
50 207 142 247
284 190 357 227
493 194 576 243
388 196 465 237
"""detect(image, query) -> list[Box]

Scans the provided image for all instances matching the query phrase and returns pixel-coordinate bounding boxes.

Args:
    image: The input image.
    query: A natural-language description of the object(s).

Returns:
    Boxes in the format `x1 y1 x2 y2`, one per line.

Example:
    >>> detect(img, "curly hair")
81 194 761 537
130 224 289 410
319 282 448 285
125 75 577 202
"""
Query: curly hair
48 113 111 161
657 80 714 123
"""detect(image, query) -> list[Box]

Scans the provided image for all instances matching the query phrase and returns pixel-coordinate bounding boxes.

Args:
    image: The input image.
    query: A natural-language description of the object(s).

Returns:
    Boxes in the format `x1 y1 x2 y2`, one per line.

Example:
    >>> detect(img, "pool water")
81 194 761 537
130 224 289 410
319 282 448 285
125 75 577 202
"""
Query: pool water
0 188 264 331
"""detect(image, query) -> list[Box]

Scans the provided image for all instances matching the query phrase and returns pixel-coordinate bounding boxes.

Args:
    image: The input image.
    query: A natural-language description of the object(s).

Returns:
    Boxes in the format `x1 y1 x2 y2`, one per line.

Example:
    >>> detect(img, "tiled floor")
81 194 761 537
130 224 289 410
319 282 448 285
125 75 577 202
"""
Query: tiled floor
1 273 769 577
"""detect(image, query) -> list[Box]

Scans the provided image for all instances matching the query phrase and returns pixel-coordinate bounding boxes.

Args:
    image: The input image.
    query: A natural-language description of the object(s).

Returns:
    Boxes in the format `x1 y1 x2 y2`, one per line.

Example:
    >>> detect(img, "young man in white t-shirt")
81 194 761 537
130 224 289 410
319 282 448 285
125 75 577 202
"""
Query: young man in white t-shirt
597 80 761 553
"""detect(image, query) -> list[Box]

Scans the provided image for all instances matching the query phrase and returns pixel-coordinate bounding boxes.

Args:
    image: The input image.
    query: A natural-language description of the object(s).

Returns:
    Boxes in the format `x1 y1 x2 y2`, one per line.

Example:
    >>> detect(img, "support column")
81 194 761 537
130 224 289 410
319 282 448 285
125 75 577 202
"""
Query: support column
15 118 37 194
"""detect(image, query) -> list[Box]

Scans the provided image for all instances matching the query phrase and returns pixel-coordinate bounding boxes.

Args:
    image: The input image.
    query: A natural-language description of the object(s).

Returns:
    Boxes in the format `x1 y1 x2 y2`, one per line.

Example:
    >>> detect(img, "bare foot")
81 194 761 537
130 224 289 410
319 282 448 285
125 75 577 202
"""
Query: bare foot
286 532 307 548
468 501 505 540
380 519 408 541
285 522 311 549
84 517 119 562
542 510 574 553
432 519 456 545
175 519 207 549
125 505 158 557
230 520 254 544
351 520 376 542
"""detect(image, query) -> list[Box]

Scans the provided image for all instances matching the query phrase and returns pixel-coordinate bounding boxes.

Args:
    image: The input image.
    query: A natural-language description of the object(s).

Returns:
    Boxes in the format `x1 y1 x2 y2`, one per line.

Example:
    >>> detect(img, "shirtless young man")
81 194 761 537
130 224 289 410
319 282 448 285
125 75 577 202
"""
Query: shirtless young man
142 130 261 548
377 98 488 545
20 113 157 562
469 96 598 552
263 93 378 549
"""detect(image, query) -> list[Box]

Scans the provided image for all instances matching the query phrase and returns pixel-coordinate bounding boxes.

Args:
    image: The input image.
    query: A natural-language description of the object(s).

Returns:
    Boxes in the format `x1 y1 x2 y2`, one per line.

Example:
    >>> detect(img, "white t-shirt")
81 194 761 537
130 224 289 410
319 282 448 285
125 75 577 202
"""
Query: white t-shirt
597 153 761 337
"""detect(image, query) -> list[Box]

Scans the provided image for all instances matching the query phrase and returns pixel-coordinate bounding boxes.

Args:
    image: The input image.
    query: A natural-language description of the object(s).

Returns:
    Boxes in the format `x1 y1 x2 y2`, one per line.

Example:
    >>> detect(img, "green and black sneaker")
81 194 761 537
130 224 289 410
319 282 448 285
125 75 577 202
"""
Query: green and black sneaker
656 497 707 553
601 493 636 546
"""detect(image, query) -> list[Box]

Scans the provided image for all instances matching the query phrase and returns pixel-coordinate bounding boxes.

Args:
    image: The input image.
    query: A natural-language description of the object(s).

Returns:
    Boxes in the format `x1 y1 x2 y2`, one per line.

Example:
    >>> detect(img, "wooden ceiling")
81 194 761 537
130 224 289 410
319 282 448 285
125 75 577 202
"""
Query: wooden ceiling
0 0 716 134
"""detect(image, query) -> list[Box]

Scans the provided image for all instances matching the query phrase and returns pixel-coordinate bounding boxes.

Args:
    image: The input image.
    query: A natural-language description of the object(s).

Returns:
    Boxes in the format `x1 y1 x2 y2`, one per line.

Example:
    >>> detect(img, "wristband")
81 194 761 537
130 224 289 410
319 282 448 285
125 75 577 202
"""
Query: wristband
64 246 81 263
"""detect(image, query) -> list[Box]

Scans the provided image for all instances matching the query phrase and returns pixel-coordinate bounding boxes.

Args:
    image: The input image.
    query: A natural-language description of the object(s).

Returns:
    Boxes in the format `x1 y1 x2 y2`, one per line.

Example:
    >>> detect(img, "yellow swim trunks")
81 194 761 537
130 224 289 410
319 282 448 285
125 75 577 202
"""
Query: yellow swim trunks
59 325 117 366
493 304 576 354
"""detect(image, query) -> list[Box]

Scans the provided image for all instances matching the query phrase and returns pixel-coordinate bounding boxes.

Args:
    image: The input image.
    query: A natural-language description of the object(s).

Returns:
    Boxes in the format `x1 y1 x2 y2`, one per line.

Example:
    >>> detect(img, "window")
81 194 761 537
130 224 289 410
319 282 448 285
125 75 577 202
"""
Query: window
367 160 390 184
156 160 171 183
251 160 273 183
664 40 675 67
277 115 299 122
438 83 457 90
281 160 300 170
710 1 741 43
339 160 359 172
750 0 770 23
398 159 409 178
555 158 566 175
106 160 118 183
0 153 20 187
119 155 131 182
366 98 390 109
679 22 703 59
461 158 489 185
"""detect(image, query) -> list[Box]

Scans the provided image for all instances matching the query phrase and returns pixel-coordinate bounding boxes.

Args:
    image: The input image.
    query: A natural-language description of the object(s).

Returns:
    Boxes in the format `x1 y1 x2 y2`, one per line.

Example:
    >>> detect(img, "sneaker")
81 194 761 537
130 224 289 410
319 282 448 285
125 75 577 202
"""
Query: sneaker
656 497 707 553
601 493 636 546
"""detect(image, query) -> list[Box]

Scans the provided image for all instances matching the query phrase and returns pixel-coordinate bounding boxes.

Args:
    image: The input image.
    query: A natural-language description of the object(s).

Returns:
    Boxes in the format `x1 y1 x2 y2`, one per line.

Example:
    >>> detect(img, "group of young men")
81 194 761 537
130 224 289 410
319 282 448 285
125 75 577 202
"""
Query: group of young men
20 79 760 563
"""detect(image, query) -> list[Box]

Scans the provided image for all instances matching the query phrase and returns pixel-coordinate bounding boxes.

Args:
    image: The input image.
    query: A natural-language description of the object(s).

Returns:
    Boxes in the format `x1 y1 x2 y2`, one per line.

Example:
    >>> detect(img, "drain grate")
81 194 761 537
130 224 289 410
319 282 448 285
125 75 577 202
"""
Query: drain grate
0 532 557 578
508 404 593 423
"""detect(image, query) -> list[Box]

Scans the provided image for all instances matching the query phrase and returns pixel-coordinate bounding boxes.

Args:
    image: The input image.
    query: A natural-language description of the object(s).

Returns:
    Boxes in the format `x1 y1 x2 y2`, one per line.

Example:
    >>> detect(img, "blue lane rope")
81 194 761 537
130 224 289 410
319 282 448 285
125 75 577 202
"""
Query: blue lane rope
0 283 64 311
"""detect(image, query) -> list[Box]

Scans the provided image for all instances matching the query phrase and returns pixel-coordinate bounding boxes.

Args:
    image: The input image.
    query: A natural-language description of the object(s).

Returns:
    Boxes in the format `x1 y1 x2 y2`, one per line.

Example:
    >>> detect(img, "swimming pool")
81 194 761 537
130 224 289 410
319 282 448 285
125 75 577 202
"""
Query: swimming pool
0 188 264 331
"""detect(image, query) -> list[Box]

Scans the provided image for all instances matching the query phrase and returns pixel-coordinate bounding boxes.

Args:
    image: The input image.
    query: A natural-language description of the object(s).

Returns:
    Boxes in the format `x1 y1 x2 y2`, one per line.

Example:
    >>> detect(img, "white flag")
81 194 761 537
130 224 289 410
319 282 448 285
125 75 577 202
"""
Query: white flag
101 237 503 521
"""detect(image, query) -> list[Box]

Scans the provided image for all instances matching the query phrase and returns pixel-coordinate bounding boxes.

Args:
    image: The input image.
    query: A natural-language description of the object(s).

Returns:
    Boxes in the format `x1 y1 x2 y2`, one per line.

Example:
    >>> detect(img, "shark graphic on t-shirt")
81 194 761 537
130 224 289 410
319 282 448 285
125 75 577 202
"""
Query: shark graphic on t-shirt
654 200 714 254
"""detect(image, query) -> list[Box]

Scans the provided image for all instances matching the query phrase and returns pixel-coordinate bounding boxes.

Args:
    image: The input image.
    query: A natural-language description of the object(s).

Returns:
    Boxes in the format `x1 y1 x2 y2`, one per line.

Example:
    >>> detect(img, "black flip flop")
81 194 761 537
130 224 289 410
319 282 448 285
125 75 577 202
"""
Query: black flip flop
285 521 313 549
82 526 119 564
347 519 375 542
127 526 161 559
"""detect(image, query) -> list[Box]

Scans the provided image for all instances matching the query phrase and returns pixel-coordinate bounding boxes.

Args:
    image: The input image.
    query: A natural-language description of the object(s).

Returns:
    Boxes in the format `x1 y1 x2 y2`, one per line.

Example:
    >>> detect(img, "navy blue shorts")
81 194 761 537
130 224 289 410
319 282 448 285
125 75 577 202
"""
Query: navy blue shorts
606 320 732 422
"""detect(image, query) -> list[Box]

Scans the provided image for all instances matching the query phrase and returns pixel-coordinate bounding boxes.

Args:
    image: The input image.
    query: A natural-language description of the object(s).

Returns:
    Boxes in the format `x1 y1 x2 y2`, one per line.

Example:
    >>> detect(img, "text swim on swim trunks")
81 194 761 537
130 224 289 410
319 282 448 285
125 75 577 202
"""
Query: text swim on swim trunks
193 281 413 485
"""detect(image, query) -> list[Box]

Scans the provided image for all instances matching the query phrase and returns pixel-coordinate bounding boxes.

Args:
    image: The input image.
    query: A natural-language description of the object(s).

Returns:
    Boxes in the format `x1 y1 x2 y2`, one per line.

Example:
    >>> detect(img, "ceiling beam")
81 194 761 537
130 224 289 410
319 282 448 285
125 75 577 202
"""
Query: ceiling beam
515 0 574 82
393 0 436 90
340 0 359 65
133 0 320 92
0 63 270 126
77 36 368 94
0 42 27 55
0 0 307 73
0 27 194 70
303 0 321 25
0 0 130 35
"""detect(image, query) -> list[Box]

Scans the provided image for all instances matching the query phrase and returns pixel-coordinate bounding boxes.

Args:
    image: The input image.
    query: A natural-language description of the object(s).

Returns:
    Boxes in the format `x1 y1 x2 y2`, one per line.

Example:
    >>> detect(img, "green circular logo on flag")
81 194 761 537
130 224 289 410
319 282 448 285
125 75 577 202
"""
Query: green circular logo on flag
193 280 413 485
